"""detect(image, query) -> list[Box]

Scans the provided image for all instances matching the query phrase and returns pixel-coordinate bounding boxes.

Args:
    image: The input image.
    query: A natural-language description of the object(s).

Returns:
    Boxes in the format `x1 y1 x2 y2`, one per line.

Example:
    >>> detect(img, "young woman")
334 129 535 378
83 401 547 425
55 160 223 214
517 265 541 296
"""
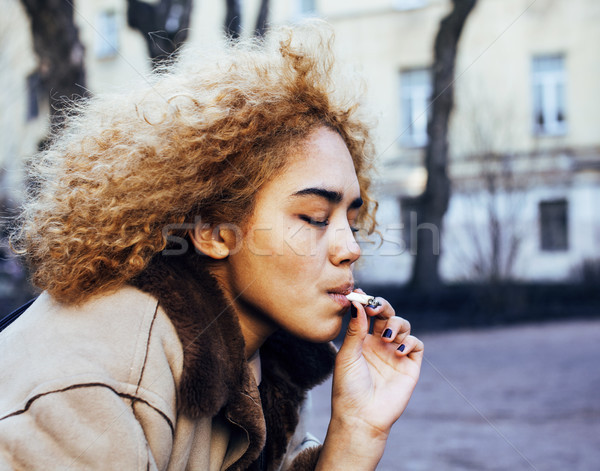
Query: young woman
1 23 423 470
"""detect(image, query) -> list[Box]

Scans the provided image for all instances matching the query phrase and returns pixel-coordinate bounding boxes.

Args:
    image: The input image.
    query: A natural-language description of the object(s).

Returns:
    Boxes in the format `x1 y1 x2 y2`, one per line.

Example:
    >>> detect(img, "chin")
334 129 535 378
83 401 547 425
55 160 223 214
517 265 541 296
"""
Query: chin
298 319 343 344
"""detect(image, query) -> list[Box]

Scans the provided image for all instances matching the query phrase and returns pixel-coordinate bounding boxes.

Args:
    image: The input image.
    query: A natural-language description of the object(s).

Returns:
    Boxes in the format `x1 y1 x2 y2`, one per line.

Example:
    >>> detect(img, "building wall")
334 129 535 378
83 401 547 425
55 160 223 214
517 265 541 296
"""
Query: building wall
448 0 600 281
319 0 600 283
451 0 600 156
75 0 151 92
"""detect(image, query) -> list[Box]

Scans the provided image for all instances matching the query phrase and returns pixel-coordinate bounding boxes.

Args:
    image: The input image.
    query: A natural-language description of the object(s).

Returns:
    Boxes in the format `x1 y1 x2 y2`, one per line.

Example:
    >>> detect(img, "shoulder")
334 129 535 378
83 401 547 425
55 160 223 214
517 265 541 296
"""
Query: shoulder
0 286 183 419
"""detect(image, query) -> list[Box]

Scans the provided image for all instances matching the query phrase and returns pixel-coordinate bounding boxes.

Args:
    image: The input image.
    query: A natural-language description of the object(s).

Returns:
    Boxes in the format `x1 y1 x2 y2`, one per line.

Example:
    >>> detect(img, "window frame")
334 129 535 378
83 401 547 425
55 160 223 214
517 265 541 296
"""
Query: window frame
531 54 567 136
399 67 432 148
539 198 569 252
95 10 119 60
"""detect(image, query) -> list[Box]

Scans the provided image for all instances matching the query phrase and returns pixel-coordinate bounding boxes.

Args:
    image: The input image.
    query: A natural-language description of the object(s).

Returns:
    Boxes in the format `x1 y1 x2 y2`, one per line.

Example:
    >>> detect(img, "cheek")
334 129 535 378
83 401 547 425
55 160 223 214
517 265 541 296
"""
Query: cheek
280 220 326 259
248 218 323 259
252 226 327 288
240 216 330 295
279 225 328 278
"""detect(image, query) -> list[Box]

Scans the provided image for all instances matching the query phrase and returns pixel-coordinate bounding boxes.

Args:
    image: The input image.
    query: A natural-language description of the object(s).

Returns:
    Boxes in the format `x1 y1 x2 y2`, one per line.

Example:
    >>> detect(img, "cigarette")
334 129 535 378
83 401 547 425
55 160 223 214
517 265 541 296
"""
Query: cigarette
346 292 381 308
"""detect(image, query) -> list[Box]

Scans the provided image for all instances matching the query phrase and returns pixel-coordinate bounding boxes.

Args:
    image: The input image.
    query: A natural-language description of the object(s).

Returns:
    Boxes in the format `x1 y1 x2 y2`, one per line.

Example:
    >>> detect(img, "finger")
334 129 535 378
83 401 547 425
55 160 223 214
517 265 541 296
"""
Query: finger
374 316 411 344
366 297 394 320
368 298 399 341
369 298 397 335
394 335 424 360
338 301 369 361
353 289 394 320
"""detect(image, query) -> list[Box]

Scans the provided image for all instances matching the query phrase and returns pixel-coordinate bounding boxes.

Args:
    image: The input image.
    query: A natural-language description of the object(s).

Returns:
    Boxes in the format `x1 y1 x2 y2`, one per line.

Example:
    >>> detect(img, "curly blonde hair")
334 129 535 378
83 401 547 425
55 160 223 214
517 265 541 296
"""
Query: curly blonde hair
12 21 378 304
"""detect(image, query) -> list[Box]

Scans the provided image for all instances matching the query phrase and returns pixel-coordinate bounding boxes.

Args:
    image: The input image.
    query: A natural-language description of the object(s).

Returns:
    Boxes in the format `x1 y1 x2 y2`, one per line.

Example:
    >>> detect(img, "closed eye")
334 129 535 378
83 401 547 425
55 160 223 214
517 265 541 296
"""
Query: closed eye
300 215 360 234
299 215 329 227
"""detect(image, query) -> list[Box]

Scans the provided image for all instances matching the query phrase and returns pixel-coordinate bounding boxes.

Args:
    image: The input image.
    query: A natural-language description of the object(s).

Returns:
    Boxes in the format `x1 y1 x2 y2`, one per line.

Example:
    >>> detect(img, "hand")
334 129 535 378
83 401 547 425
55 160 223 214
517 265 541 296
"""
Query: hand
332 290 423 435
317 291 423 470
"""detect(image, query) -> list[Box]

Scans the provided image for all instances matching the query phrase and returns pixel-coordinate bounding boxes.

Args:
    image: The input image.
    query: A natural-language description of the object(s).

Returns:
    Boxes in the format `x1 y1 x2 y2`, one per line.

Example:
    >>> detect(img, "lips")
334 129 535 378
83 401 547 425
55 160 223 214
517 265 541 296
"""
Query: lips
327 283 354 296
327 283 354 308
328 292 352 308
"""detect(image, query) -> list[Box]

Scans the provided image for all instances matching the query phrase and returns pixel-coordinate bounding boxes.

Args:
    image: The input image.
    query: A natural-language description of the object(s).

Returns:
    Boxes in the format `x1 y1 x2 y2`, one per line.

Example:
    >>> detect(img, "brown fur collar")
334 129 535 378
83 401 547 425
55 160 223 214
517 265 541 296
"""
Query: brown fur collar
130 252 336 470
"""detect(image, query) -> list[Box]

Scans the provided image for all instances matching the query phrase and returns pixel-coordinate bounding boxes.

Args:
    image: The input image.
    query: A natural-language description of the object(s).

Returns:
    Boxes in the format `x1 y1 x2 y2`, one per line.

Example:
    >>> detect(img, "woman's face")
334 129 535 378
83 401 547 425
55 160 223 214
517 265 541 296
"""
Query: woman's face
224 126 363 343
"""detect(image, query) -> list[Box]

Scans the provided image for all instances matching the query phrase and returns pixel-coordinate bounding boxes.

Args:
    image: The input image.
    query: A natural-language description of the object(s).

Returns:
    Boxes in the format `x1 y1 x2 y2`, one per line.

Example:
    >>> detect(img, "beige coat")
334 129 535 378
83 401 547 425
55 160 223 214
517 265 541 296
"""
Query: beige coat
0 254 336 470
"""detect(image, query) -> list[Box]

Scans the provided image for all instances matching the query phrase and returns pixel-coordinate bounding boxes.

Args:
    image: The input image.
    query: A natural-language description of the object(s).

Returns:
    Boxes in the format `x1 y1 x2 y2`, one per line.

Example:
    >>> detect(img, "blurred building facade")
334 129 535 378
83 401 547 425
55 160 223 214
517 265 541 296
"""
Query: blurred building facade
318 0 600 284
2 0 598 285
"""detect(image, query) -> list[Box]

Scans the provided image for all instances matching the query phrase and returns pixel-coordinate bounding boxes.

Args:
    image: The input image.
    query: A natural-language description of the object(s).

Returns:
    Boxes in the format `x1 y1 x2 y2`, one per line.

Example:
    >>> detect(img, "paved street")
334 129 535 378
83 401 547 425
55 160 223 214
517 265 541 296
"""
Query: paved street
305 319 600 471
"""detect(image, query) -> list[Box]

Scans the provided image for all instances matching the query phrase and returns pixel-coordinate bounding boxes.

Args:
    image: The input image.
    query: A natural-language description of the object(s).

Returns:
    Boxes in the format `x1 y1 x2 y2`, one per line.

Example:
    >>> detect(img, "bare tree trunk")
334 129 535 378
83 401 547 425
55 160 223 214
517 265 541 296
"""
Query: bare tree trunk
409 0 477 290
225 0 270 40
254 0 270 37
127 0 193 68
20 0 86 131
224 0 242 39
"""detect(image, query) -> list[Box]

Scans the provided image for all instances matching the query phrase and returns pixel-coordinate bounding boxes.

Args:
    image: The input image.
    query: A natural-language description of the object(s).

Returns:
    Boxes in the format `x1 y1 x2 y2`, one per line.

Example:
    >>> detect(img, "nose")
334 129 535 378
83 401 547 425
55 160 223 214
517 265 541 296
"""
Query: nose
329 222 361 266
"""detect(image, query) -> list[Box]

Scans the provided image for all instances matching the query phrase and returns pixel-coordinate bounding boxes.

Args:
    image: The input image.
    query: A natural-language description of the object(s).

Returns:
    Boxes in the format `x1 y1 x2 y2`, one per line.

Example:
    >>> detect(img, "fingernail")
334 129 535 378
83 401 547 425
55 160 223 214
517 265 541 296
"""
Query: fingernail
398 344 406 352
351 304 357 318
382 328 392 339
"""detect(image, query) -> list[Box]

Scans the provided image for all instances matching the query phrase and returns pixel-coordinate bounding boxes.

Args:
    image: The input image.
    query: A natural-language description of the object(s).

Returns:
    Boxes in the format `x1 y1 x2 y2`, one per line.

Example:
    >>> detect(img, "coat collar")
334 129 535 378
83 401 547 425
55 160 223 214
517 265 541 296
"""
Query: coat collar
130 251 336 469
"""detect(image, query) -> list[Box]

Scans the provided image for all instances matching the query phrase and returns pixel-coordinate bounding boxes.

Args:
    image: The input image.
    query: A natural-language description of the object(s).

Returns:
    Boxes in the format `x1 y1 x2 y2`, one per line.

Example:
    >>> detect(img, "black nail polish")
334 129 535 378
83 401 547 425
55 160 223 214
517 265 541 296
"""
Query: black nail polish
398 344 405 352
351 304 357 318
383 328 392 339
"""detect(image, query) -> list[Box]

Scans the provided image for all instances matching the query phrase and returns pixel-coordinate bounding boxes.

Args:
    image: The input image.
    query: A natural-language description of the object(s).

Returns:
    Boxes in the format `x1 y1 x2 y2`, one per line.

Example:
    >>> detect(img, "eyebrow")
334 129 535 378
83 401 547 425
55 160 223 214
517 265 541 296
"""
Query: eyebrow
290 187 363 210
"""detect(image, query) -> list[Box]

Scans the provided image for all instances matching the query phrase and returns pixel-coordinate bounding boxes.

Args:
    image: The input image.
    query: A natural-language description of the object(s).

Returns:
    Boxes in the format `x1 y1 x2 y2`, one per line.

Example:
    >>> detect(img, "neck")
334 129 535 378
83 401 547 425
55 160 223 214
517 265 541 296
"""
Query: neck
208 263 277 359
237 310 276 359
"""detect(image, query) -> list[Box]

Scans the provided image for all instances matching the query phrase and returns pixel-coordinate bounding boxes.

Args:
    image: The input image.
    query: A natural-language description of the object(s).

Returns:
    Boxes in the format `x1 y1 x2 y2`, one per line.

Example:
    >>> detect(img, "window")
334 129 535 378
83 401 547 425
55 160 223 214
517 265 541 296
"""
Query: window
298 0 316 15
400 68 431 147
539 199 568 251
95 10 119 59
532 55 566 136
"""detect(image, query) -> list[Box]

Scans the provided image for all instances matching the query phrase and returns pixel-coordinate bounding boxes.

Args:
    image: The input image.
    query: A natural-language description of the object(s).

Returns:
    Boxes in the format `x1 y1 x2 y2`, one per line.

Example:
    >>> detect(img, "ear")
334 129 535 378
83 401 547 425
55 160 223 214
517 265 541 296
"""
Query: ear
189 224 237 260
189 223 237 260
